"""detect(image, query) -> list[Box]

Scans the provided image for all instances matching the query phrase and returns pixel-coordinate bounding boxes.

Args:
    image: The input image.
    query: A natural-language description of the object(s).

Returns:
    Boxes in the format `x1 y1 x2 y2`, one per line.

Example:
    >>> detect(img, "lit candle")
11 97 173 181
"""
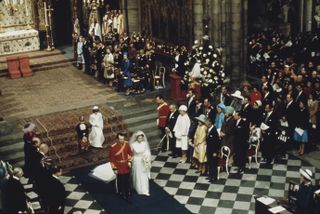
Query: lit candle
4 0 9 6
44 2 48 26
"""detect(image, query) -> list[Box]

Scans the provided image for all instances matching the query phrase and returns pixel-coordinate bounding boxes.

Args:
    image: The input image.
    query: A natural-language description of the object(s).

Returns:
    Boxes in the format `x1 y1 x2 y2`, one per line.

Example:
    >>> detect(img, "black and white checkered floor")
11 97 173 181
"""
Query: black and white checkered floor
22 151 320 214
150 152 320 214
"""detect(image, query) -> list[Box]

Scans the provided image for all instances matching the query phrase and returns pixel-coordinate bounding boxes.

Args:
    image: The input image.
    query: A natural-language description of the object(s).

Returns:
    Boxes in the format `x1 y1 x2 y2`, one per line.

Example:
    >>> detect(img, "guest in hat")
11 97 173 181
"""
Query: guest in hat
295 168 316 214
215 103 225 132
89 106 105 148
173 105 191 163
121 53 133 95
192 114 208 175
220 106 236 164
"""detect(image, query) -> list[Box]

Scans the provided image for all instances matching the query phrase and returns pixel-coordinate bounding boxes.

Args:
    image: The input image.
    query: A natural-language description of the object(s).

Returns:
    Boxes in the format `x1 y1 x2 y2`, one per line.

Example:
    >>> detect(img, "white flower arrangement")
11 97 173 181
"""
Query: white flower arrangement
143 153 151 170
183 39 225 93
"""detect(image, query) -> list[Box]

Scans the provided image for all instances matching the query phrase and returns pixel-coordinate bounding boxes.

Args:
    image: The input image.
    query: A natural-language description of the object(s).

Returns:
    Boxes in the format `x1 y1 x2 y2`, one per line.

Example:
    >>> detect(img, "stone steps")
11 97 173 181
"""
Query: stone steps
0 77 162 169
0 51 75 77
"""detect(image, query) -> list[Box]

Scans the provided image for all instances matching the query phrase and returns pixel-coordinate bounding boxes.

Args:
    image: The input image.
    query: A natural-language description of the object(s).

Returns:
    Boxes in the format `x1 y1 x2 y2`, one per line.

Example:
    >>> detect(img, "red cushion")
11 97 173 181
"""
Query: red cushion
19 55 32 77
7 56 21 79
247 147 256 156
218 158 226 167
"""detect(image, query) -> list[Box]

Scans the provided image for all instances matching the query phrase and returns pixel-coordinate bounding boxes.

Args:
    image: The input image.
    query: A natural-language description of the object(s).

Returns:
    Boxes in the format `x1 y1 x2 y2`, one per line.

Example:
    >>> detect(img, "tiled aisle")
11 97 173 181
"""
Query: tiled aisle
150 152 320 214
22 152 320 214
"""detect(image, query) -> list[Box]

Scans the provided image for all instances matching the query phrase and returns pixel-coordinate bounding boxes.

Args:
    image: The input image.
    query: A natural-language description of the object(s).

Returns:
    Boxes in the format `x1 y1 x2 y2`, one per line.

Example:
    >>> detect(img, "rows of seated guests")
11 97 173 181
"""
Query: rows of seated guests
248 30 320 77
75 30 161 95
0 123 67 213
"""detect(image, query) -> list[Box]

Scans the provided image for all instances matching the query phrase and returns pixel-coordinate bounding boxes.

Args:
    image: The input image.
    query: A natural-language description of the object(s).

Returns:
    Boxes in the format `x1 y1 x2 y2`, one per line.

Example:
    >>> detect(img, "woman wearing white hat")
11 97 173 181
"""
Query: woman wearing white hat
173 105 191 163
89 106 105 148
295 168 315 214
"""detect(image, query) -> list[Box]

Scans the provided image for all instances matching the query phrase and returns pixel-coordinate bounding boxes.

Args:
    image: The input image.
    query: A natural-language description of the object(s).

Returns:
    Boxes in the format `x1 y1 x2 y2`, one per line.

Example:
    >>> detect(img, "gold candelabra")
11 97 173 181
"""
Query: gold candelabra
44 1 54 51
83 0 104 10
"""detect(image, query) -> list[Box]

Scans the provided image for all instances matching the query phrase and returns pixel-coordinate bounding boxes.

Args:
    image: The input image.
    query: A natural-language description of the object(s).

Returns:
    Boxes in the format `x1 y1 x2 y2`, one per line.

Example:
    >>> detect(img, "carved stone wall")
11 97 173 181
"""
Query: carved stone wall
0 0 34 31
140 0 194 47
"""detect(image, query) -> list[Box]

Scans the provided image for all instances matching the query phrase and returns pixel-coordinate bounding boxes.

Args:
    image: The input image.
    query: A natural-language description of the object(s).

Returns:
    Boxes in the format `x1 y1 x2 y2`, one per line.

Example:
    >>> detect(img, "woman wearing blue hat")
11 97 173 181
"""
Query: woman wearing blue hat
215 103 225 132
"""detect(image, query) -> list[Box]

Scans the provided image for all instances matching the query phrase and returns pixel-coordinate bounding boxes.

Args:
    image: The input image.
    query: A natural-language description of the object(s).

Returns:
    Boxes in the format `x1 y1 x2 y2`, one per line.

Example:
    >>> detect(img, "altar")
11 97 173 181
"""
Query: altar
0 29 40 56
0 0 40 56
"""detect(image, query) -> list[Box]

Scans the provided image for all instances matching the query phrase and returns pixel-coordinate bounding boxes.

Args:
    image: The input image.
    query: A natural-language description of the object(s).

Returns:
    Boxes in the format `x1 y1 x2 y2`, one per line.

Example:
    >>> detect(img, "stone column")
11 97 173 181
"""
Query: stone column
300 0 305 32
305 0 313 32
122 0 140 34
208 0 248 85
193 0 203 41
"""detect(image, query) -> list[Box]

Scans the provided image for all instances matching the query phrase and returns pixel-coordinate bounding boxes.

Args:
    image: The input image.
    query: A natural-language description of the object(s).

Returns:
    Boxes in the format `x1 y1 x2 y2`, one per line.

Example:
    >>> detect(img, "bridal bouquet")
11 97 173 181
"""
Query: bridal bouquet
143 153 151 170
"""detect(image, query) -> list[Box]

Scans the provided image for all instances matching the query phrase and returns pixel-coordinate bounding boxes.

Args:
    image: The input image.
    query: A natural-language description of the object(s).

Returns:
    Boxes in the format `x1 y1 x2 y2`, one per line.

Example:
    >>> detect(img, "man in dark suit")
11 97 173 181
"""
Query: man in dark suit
262 85 275 107
165 104 180 157
294 84 308 106
261 103 278 164
186 90 197 119
217 85 232 106
205 118 221 182
233 111 249 174
42 166 66 214
285 93 298 137
201 98 216 124
241 96 253 124
2 167 28 214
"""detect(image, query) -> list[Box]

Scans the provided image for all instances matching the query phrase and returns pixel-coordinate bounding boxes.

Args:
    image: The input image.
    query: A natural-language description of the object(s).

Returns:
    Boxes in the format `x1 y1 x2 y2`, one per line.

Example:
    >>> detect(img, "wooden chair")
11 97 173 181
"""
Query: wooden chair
247 139 260 169
153 66 166 89
287 180 298 212
217 146 230 180
7 56 21 79
19 55 33 77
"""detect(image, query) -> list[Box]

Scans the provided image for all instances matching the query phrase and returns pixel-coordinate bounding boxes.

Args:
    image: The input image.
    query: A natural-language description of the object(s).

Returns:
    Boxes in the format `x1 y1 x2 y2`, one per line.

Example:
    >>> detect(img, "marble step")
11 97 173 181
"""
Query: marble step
121 105 156 119
0 55 75 77
124 112 157 127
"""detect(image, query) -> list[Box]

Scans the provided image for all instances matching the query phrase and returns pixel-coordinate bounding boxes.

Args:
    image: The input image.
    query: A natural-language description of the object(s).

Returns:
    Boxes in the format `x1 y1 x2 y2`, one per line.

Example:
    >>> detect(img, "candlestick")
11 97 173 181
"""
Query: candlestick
44 2 48 26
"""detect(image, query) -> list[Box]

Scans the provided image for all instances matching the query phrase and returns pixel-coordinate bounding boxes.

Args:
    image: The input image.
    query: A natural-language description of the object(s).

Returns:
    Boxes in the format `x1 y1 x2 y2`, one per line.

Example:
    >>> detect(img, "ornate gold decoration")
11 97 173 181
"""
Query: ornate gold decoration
4 0 24 16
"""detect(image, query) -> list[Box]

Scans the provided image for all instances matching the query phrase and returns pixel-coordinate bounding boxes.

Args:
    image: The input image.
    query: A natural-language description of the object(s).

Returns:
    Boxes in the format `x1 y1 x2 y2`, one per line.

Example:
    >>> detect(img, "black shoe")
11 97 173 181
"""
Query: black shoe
161 149 167 152
205 177 211 180
237 168 244 174
209 178 217 183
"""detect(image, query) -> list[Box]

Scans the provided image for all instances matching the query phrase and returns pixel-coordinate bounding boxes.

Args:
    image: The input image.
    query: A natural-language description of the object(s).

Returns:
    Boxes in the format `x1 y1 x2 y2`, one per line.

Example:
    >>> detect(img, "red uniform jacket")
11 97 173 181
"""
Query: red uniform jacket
157 102 170 128
110 141 133 174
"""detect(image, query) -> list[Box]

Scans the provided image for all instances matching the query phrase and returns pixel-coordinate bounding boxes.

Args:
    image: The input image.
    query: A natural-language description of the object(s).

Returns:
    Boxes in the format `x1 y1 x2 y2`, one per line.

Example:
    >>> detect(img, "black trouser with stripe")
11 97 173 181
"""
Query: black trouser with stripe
116 173 131 199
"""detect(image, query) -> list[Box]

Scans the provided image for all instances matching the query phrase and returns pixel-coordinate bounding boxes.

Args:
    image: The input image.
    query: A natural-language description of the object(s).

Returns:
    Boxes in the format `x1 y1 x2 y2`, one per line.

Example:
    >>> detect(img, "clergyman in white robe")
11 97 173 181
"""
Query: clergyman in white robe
89 110 105 148
89 22 102 41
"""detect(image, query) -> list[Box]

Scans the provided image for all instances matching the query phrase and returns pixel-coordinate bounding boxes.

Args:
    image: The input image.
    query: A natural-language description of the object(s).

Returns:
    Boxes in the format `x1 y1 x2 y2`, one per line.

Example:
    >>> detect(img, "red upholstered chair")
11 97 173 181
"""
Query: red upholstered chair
6 56 21 79
19 55 32 77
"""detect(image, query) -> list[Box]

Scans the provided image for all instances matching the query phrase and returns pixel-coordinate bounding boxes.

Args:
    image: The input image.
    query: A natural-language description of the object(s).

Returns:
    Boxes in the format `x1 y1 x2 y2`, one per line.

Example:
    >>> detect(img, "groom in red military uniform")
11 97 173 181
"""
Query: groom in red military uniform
110 132 133 202
155 94 170 151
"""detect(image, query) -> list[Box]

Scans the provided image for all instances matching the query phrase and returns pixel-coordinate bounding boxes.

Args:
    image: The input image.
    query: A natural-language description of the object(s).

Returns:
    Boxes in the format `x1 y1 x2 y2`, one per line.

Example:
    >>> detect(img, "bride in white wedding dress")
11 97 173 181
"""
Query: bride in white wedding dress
129 130 151 196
